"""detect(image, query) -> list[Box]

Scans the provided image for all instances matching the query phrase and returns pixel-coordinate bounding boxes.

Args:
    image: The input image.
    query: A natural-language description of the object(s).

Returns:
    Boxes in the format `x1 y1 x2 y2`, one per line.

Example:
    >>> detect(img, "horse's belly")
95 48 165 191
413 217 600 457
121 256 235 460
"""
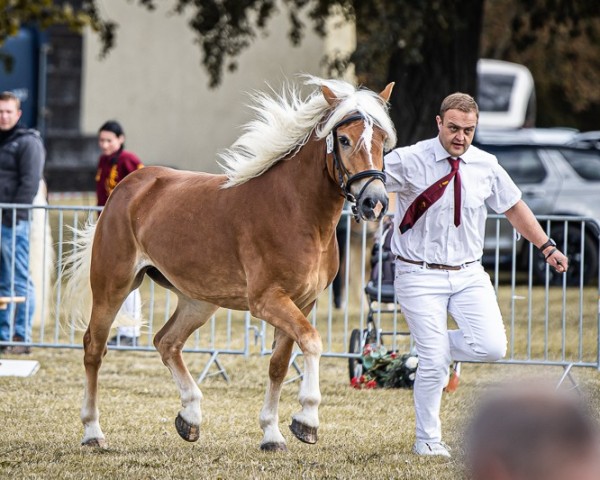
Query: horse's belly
143 253 250 309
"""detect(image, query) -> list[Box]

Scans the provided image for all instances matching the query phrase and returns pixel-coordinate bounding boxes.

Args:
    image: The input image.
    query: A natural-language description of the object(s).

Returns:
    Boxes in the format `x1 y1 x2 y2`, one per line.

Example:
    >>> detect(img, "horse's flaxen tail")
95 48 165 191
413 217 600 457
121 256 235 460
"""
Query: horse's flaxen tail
60 222 97 331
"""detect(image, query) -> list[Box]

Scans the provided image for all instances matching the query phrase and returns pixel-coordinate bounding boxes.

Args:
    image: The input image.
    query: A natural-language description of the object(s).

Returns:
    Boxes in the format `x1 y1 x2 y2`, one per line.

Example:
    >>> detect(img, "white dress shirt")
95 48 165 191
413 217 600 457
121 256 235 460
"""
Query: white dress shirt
385 136 521 265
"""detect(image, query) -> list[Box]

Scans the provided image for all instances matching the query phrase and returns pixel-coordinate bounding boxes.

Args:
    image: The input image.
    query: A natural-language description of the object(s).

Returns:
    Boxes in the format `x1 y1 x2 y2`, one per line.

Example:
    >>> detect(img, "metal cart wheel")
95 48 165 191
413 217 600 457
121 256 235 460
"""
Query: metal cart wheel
348 328 364 380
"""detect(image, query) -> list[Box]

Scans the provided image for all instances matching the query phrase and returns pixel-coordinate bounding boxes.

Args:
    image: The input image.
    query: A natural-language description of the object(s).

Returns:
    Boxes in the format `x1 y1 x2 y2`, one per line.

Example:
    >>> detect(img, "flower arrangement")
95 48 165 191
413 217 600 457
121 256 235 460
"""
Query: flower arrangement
350 343 418 389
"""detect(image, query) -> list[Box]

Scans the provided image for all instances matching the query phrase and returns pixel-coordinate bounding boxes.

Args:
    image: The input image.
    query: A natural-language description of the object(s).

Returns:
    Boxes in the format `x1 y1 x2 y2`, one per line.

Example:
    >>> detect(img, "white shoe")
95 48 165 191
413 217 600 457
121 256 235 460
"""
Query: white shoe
412 440 451 457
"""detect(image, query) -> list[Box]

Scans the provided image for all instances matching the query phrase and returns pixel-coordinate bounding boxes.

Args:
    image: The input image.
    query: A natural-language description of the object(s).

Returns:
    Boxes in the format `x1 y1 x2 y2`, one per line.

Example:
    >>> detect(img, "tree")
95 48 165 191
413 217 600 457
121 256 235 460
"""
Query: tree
349 1 485 145
482 0 600 130
2 1 600 144
0 0 116 70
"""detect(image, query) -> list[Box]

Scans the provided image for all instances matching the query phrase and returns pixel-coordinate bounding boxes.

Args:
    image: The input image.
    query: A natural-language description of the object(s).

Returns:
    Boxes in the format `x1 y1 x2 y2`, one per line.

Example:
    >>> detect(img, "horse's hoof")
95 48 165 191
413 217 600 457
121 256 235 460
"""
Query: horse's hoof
289 419 318 444
81 437 107 449
175 413 200 442
260 442 288 452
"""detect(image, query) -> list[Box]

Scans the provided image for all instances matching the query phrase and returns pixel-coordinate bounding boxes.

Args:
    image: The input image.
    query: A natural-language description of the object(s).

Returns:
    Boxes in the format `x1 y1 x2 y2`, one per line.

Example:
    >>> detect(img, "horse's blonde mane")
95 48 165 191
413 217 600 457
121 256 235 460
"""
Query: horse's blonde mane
219 76 397 188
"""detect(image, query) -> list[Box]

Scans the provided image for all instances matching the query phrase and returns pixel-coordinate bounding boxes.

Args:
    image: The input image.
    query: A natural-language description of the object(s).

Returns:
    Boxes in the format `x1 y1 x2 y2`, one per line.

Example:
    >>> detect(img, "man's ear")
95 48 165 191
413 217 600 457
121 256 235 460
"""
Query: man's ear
436 115 443 131
379 82 395 102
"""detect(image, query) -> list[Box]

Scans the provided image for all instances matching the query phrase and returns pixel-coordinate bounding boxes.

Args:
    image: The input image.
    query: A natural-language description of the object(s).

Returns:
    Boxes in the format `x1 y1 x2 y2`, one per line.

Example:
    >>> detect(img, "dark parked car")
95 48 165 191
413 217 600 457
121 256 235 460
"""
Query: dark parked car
476 129 600 285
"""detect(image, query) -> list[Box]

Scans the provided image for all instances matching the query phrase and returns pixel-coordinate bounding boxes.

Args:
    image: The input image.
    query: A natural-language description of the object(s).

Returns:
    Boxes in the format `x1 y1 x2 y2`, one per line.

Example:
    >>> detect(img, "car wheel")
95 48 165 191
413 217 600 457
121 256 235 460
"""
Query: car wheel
532 223 598 286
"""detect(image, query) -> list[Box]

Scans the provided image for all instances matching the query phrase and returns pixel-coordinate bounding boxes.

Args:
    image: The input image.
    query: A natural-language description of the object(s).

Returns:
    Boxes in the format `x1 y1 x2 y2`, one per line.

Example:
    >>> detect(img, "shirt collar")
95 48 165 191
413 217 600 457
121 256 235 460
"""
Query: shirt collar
434 136 475 163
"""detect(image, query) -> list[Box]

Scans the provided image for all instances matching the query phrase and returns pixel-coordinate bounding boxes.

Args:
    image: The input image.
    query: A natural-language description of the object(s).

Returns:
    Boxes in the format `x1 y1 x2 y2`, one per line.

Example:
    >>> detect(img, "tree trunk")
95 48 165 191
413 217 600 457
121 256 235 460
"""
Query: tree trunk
381 2 485 147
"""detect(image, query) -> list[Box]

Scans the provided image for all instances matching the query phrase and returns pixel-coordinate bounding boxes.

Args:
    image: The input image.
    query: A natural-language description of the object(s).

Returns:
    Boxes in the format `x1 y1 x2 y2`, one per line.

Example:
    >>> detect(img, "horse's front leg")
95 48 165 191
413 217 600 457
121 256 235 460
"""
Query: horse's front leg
259 329 294 451
253 296 322 447
289 331 322 445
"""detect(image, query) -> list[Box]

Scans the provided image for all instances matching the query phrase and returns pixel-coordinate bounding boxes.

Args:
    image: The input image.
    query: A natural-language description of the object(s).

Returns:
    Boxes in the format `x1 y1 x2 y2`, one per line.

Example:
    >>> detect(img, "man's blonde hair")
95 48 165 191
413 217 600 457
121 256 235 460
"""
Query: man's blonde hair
440 92 478 119
0 91 21 109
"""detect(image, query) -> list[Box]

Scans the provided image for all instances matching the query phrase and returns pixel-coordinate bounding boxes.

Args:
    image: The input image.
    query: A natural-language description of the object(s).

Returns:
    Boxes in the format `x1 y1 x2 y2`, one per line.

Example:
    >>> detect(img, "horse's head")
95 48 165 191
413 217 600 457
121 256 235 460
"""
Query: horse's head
323 83 395 222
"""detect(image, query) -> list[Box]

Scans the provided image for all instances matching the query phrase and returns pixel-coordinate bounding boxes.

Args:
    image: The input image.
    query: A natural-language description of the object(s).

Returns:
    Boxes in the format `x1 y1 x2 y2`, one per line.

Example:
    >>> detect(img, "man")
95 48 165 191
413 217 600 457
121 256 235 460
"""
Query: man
384 93 569 457
0 91 45 355
465 382 600 480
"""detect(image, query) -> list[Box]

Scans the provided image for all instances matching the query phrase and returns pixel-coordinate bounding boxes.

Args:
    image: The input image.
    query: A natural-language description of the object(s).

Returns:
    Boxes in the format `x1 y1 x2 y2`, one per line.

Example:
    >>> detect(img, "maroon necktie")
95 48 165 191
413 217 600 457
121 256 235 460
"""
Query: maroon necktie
399 157 462 234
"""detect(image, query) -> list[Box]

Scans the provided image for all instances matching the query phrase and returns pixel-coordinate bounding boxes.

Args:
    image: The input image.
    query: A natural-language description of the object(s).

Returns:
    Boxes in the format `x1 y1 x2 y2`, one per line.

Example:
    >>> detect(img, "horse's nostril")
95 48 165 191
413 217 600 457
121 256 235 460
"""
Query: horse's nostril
363 197 377 209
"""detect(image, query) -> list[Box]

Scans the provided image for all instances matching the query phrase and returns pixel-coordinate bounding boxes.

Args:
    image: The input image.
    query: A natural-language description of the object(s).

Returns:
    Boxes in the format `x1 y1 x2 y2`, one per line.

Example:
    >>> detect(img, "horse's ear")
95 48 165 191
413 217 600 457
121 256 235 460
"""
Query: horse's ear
322 85 338 106
379 82 395 102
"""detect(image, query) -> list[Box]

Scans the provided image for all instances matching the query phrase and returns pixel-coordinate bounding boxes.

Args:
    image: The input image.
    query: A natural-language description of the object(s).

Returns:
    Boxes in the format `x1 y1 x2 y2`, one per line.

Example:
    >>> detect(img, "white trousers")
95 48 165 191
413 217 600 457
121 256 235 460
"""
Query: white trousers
117 289 142 337
394 260 507 443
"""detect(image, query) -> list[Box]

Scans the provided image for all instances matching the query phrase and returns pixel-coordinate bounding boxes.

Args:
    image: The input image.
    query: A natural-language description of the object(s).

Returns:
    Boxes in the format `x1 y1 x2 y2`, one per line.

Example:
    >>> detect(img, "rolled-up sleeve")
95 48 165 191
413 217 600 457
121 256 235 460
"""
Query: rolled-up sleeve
384 149 404 193
486 163 522 214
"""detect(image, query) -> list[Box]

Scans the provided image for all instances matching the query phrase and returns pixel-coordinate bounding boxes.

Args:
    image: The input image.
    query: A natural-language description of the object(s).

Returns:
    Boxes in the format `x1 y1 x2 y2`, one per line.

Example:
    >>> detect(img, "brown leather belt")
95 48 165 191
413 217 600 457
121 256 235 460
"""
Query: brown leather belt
396 255 477 271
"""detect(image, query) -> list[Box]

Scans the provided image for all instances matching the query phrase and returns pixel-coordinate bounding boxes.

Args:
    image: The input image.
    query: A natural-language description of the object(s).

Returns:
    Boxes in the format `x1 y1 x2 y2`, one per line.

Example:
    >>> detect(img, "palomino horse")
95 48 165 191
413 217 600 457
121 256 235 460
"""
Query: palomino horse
65 76 396 451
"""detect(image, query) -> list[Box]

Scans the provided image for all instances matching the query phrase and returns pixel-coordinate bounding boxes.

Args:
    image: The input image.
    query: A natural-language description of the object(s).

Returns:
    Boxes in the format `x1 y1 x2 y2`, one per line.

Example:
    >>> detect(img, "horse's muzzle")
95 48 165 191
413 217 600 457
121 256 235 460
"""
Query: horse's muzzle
356 189 388 221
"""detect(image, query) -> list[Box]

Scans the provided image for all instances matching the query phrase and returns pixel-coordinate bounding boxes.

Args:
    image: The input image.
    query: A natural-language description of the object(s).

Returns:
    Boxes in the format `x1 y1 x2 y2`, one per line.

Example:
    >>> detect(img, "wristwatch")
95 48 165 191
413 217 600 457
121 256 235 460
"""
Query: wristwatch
538 238 556 251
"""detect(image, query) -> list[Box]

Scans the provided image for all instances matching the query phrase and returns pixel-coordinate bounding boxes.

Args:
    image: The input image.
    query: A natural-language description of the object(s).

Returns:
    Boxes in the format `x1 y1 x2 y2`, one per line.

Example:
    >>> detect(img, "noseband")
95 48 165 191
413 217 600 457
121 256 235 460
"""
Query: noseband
326 114 386 221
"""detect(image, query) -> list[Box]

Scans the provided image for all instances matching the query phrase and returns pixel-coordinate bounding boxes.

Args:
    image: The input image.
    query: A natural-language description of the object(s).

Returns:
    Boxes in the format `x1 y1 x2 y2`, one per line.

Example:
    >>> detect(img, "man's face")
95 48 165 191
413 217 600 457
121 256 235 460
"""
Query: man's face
0 99 22 131
436 109 478 157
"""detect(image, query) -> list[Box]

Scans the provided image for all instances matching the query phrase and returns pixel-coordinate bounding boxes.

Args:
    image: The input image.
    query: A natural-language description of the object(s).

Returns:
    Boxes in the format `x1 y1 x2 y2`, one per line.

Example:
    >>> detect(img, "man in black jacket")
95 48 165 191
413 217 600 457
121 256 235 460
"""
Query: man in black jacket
0 91 45 354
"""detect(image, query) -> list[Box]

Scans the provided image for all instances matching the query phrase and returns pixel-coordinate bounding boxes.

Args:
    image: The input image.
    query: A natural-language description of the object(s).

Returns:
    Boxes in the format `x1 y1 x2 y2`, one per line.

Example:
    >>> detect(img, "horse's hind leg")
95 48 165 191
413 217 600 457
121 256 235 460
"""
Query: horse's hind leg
81 261 144 446
153 297 218 442
259 328 294 451
81 301 127 447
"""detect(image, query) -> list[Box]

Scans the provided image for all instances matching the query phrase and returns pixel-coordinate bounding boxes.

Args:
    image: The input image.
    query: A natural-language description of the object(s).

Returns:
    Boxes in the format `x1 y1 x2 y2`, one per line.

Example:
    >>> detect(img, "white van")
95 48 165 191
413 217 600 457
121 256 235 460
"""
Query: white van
477 59 536 129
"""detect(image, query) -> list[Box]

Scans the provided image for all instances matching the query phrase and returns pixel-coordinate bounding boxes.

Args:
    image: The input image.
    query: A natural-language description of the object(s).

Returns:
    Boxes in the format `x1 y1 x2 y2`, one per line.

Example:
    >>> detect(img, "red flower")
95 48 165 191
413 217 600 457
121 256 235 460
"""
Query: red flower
365 380 377 389
390 352 397 359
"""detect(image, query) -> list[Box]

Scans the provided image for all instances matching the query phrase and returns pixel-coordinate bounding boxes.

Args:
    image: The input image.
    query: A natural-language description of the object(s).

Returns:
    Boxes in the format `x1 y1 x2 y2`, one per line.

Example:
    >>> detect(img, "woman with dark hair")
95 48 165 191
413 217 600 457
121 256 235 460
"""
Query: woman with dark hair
95 120 144 346
96 121 143 206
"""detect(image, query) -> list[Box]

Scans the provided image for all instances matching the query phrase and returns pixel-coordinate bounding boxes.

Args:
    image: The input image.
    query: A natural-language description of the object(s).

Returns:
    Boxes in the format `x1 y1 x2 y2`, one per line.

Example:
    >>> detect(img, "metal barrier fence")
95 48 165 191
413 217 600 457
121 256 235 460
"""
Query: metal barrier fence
0 203 598 382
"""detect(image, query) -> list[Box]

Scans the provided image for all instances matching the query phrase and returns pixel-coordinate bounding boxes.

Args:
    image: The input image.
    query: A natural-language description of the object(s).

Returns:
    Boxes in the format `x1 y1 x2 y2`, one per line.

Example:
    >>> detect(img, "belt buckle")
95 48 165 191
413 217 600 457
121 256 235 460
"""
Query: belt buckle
426 262 460 271
426 263 445 270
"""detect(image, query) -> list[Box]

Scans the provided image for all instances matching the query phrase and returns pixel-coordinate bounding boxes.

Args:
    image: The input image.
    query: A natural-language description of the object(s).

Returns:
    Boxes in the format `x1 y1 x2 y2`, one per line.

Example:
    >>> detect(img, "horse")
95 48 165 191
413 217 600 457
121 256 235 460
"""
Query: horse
63 76 397 451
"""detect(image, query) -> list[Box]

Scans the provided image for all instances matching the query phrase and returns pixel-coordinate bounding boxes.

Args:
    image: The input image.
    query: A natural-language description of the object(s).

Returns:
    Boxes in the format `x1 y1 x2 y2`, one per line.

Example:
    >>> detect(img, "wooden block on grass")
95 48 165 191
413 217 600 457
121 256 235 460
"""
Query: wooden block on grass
0 359 40 377
0 296 26 310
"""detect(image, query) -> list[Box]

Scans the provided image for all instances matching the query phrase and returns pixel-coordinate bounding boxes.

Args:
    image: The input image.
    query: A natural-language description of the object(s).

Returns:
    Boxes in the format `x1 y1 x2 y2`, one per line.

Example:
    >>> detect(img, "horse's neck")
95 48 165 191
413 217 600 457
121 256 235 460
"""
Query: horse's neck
266 138 345 232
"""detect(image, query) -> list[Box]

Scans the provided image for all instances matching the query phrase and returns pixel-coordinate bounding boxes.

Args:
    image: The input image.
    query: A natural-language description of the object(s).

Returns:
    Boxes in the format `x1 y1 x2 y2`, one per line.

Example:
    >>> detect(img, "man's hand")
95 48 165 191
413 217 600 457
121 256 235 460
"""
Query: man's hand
542 246 569 274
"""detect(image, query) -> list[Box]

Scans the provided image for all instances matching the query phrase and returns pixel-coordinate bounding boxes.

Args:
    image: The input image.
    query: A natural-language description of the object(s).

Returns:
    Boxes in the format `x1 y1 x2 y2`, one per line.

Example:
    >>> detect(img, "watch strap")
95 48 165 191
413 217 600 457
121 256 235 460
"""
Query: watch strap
538 238 556 251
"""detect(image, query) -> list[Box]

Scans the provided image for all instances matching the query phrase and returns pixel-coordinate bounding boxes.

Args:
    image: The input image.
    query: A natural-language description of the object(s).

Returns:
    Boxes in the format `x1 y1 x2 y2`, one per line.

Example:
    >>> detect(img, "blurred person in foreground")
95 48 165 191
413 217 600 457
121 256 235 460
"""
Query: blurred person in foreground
384 92 569 457
0 91 44 355
95 120 144 346
465 382 600 480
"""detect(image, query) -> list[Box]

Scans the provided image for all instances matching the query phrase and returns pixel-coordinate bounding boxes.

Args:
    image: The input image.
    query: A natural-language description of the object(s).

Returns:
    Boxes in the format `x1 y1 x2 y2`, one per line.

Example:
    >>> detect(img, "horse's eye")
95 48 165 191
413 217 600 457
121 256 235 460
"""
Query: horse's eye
338 136 351 148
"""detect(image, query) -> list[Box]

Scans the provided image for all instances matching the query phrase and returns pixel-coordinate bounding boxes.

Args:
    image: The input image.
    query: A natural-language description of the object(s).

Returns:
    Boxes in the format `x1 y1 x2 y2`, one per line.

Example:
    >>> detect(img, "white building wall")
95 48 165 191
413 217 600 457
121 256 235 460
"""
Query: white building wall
81 2 352 173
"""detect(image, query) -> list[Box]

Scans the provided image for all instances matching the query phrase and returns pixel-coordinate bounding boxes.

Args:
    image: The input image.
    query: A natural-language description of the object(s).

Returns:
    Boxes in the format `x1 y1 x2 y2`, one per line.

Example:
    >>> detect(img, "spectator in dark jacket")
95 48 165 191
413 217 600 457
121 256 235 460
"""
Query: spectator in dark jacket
0 91 45 354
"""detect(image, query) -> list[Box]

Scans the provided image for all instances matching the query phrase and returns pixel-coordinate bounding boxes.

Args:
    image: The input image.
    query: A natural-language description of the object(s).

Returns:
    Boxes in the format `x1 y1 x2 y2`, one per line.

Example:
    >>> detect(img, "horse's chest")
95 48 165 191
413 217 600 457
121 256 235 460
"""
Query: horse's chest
298 251 336 299
312 263 332 293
